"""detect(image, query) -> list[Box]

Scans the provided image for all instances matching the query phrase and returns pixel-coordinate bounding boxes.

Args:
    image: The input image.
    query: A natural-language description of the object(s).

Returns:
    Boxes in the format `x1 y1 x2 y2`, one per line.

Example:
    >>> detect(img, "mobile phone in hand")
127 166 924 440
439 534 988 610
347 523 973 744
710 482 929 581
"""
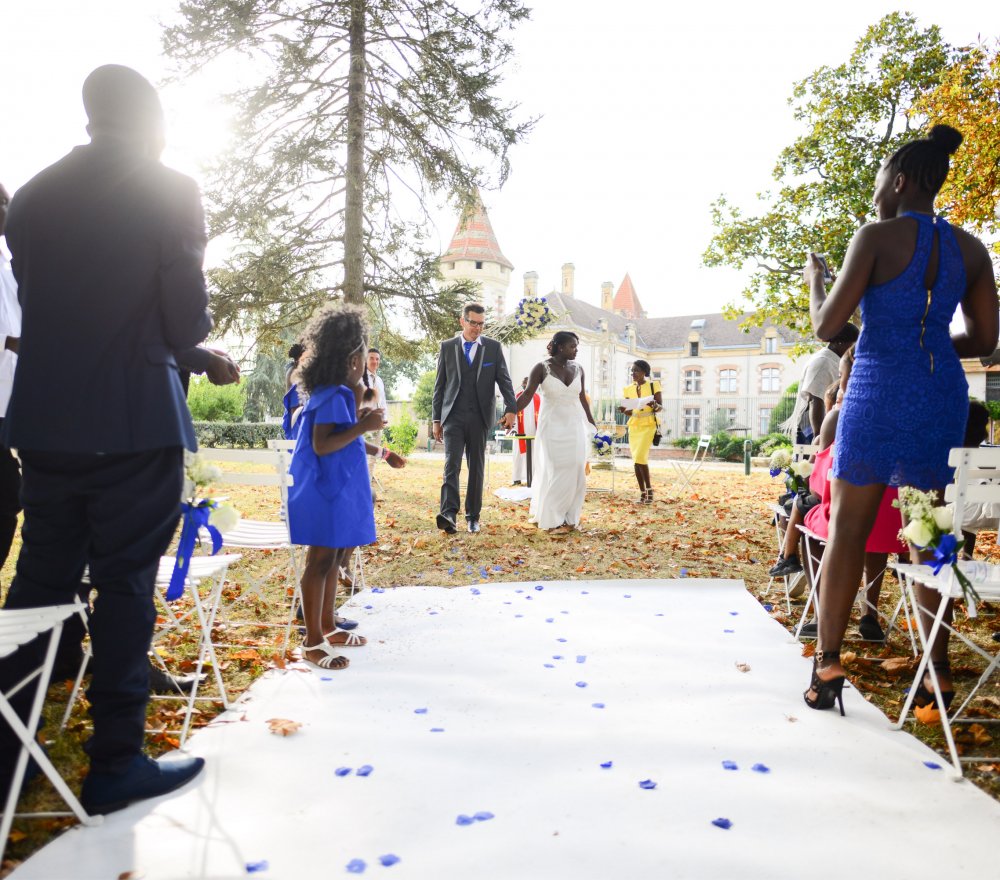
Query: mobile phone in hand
814 253 833 282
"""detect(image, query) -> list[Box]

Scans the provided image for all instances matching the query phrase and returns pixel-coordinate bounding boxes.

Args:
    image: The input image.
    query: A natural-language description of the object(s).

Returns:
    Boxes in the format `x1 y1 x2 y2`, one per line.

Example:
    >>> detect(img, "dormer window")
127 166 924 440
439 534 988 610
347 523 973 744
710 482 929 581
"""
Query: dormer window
475 261 483 269
689 341 699 357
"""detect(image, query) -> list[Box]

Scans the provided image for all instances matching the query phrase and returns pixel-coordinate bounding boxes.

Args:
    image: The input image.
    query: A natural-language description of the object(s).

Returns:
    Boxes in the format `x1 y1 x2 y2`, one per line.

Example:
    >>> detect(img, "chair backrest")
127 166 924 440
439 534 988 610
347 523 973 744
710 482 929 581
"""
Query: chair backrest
792 443 819 462
198 448 286 487
946 446 1000 534
692 434 711 459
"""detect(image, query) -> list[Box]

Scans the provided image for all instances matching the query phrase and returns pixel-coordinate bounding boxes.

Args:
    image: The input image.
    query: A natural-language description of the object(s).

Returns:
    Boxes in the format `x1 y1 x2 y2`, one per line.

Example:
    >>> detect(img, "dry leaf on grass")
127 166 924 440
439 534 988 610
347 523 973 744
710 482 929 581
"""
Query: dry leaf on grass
841 651 857 665
956 724 993 747
266 718 303 737
913 703 941 726
881 657 911 675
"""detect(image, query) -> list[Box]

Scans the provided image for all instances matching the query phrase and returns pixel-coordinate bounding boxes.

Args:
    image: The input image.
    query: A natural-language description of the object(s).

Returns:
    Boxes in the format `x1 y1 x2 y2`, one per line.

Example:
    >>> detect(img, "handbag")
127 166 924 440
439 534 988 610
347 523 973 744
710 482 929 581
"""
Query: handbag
652 414 662 447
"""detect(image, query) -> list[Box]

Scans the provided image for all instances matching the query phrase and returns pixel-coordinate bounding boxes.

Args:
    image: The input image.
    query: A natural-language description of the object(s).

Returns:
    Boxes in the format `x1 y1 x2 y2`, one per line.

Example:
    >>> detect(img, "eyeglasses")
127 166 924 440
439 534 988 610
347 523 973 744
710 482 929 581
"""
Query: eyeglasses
465 318 485 328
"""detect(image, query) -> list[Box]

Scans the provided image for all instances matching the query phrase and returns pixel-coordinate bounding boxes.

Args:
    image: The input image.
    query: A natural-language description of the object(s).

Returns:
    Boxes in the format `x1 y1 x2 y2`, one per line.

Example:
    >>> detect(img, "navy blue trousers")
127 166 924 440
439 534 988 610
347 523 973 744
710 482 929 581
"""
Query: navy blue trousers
0 448 182 776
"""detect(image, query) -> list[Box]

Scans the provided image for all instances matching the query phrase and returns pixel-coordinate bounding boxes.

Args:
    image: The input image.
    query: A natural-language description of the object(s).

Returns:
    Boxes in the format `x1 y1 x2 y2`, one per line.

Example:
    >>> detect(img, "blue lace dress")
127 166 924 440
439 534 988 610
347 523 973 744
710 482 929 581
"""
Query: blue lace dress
834 212 968 490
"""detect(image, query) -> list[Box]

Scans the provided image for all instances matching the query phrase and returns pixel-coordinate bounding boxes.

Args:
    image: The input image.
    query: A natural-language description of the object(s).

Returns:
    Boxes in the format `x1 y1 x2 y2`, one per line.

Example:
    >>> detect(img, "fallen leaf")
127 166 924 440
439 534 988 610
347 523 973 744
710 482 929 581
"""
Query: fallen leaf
913 703 941 726
840 650 857 665
266 718 303 737
881 657 911 675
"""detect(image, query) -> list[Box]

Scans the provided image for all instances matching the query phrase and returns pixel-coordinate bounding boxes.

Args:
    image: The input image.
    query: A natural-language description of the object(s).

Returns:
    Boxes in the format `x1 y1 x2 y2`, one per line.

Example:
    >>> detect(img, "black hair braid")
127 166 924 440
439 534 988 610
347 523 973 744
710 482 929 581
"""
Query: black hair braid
886 124 963 196
297 303 368 394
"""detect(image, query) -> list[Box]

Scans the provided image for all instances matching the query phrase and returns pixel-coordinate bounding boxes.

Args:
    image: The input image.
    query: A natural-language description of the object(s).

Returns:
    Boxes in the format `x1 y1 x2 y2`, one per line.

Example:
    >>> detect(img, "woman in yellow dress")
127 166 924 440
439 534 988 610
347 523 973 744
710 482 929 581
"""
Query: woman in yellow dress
619 360 662 503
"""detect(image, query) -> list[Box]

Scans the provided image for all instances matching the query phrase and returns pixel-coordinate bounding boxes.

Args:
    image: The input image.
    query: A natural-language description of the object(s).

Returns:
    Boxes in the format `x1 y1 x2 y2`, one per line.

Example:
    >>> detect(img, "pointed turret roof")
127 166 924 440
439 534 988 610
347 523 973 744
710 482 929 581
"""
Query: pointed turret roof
612 273 643 318
441 190 513 270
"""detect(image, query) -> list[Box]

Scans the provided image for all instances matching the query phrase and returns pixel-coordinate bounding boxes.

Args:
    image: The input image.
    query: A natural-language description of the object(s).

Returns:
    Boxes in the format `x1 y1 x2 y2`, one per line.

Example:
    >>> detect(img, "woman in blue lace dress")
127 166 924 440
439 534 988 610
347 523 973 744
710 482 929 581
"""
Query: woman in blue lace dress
804 125 998 715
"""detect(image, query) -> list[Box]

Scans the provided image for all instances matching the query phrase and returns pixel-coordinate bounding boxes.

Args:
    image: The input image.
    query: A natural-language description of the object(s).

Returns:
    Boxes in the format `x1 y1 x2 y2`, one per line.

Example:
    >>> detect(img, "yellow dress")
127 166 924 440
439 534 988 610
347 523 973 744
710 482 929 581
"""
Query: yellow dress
623 380 660 465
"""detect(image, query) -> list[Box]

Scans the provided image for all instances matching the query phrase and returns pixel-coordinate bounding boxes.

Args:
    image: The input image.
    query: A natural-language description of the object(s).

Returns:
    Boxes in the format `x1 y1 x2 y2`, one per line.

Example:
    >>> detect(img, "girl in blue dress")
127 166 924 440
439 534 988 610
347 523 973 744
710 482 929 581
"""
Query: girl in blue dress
804 125 998 714
288 304 404 670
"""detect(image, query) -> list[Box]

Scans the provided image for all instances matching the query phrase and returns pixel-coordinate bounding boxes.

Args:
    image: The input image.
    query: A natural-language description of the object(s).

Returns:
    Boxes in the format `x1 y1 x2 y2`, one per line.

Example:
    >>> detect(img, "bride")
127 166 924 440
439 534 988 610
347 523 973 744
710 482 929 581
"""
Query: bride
514 331 597 531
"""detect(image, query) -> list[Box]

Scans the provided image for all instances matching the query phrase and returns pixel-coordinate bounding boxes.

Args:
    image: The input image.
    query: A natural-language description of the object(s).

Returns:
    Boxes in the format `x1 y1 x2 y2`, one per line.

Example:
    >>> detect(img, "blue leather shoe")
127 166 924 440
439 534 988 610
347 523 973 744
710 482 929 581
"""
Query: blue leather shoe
81 753 205 815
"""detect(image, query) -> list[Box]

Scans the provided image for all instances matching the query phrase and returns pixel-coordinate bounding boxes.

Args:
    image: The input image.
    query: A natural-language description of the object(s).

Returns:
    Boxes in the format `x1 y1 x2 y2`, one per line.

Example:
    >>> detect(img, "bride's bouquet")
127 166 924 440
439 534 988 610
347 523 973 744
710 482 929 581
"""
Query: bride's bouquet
592 431 614 458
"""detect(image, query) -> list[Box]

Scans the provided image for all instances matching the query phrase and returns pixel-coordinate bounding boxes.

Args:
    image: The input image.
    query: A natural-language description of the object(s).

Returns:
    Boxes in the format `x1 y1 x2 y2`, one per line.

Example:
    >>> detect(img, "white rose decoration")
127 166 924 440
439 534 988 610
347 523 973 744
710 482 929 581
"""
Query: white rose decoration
903 519 934 548
791 460 813 479
769 448 791 470
931 506 954 532
209 503 241 534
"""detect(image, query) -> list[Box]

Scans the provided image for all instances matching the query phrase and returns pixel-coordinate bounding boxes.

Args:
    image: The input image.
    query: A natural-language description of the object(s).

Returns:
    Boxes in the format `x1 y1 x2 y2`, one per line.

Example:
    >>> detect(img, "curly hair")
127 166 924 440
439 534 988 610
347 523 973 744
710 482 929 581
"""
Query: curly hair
296 303 368 394
546 330 579 355
632 359 651 377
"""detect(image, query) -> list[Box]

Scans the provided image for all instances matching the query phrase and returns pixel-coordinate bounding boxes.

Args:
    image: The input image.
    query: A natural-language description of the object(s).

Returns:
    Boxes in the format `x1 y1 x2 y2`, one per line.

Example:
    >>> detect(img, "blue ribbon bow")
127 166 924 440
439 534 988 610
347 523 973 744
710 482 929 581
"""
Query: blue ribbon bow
925 532 959 576
167 501 224 601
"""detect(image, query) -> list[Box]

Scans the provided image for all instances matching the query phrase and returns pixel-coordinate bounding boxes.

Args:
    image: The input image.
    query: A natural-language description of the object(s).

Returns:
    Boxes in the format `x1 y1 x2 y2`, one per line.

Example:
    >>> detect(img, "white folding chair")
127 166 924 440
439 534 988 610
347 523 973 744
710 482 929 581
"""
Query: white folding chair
0 604 100 862
767 502 805 614
198 446 304 654
892 446 1000 776
670 434 711 492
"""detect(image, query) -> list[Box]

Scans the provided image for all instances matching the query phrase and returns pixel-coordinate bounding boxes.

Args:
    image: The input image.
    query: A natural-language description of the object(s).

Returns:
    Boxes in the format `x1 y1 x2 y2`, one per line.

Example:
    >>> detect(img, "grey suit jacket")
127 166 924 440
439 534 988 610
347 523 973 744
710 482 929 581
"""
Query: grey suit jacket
432 335 517 428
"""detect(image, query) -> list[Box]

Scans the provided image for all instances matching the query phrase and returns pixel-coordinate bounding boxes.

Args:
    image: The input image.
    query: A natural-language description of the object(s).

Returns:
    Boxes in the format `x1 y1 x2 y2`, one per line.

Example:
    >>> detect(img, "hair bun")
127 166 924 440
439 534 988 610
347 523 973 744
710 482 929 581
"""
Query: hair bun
929 124 963 156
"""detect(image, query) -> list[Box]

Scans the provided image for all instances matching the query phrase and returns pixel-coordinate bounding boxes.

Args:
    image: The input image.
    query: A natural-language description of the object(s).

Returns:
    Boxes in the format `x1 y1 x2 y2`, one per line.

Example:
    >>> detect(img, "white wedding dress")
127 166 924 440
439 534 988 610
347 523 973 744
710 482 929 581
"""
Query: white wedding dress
529 363 590 529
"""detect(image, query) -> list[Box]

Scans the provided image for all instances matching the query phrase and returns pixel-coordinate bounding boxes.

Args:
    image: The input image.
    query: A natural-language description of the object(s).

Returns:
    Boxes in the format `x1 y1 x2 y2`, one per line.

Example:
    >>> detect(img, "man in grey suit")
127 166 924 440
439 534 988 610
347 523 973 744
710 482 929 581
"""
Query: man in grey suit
432 303 517 533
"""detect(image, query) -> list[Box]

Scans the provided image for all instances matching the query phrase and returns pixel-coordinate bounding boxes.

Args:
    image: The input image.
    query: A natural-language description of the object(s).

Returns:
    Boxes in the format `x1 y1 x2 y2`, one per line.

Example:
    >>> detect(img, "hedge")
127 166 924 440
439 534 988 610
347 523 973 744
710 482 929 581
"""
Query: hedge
193 421 286 449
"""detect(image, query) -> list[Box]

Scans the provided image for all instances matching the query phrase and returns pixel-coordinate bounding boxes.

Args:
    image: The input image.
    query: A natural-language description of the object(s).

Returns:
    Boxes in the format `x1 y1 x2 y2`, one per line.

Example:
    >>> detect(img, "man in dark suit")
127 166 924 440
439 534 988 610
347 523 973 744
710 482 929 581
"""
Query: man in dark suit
0 65 211 813
432 303 517 533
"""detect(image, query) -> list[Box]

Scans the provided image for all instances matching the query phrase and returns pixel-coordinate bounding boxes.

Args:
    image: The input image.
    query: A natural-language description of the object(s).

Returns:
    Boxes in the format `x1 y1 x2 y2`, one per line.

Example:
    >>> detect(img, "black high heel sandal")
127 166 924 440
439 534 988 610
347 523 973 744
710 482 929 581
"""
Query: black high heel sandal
912 659 954 712
803 649 846 716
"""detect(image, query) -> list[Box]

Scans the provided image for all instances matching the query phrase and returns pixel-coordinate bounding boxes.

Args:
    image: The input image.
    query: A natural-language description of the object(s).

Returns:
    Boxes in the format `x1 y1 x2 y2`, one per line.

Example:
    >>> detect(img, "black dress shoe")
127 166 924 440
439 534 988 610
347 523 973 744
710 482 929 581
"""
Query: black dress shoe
436 513 458 534
468 519 481 533
148 663 202 695
81 753 205 815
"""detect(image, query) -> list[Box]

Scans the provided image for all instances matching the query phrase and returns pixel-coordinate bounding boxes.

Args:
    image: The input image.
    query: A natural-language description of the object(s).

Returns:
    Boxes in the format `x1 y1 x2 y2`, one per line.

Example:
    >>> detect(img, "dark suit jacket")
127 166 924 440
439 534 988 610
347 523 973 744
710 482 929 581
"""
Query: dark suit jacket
432 334 517 428
2 137 212 453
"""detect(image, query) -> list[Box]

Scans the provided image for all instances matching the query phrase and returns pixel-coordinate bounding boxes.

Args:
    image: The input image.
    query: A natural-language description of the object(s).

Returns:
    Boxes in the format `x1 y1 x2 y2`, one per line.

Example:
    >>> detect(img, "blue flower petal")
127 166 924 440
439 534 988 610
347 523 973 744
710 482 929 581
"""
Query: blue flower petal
356 765 373 777
638 779 657 790
456 814 475 826
729 611 739 616
534 585 544 591
623 594 632 599
600 760 613 768
763 603 773 611
544 663 555 668
372 588 385 594
723 629 735 634
430 727 445 733
722 760 738 771
751 763 770 774
473 811 494 821
557 638 567 643
924 761 943 770
246 861 269 873
414 707 428 714
576 655 586 663
575 681 587 688
515 614 524 618
679 568 688 577
553 655 563 660
379 854 401 867
592 702 605 709
335 767 352 777
429 611 438 615
545 618 554 623
493 565 502 572
346 858 367 873
712 818 733 830
448 567 455 574
470 588 481 595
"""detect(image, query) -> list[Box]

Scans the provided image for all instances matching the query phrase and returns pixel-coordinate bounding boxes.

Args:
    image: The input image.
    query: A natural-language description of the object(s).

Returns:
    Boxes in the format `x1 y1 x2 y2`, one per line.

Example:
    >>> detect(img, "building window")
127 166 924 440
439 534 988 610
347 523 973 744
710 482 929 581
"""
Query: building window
987 374 1000 401
761 367 781 393
475 261 483 269
683 407 701 435
651 370 662 381
446 261 455 270
689 341 699 357
759 407 773 435
719 368 737 394
764 336 777 354
722 407 738 427
683 368 702 394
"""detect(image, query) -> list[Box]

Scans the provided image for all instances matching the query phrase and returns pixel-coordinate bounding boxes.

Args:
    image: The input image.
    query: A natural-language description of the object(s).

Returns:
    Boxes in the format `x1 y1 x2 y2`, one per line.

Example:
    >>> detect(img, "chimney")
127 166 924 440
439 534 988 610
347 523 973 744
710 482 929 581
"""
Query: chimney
561 262 575 297
523 271 539 298
601 281 613 311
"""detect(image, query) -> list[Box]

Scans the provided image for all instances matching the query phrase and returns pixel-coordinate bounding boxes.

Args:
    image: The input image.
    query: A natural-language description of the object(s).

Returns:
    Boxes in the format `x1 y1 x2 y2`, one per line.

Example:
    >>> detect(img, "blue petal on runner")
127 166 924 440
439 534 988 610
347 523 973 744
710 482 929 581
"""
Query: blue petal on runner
638 779 657 790
455 815 475 826
723 629 735 634
544 664 555 668
356 765 373 777
924 761 943 770
470 588 481 595
535 585 544 591
473 811 494 821
545 618 554 623
763 604 773 611
623 594 631 598
346 858 367 873
430 728 445 733
246 861 269 873
592 702 605 709
679 568 688 577
371 587 385 593
600 760 613 769
722 761 738 771
167 501 223 600
729 611 739 616
712 818 733 830
553 655 563 660
335 767 352 777
414 708 428 714
379 855 401 867
515 614 524 618
576 655 586 663
557 638 567 643
751 764 770 774
575 681 587 688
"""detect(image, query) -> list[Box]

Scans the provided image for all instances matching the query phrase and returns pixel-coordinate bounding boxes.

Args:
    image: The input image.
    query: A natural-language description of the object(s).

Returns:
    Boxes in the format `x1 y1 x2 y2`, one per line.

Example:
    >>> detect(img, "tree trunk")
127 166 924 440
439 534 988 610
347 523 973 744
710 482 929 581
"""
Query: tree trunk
343 0 367 304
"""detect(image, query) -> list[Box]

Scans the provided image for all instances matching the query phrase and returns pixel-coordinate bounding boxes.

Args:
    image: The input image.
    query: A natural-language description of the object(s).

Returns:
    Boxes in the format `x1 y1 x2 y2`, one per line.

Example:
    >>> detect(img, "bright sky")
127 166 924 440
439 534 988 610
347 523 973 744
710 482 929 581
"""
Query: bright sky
0 1 990 320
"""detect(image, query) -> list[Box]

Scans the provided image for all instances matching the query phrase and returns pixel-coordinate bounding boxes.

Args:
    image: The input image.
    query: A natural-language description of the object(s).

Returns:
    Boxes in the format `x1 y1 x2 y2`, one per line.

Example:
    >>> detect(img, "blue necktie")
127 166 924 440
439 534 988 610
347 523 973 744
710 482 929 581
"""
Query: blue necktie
464 340 475 364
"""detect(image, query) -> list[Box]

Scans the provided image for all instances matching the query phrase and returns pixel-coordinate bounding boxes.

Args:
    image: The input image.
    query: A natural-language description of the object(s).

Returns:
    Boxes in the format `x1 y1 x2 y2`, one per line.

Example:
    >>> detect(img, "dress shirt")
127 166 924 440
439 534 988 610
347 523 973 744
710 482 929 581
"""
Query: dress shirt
0 245 21 417
460 333 481 364
366 371 388 420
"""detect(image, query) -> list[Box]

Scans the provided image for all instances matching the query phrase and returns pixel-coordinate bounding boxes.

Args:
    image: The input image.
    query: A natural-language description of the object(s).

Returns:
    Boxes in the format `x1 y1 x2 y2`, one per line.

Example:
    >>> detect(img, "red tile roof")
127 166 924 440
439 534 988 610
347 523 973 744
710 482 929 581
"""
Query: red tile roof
612 273 643 318
441 191 513 270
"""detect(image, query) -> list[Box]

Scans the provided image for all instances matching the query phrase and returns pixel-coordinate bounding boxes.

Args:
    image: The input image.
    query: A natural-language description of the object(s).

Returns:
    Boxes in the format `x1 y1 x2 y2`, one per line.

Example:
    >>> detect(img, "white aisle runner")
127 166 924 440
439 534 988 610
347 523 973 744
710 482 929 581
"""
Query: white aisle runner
13 580 1000 879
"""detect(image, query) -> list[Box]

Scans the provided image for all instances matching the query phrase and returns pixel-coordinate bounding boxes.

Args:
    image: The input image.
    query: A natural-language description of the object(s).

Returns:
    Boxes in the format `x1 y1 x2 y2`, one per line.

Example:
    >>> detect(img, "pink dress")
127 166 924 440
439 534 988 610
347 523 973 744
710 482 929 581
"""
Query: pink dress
803 445 907 554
